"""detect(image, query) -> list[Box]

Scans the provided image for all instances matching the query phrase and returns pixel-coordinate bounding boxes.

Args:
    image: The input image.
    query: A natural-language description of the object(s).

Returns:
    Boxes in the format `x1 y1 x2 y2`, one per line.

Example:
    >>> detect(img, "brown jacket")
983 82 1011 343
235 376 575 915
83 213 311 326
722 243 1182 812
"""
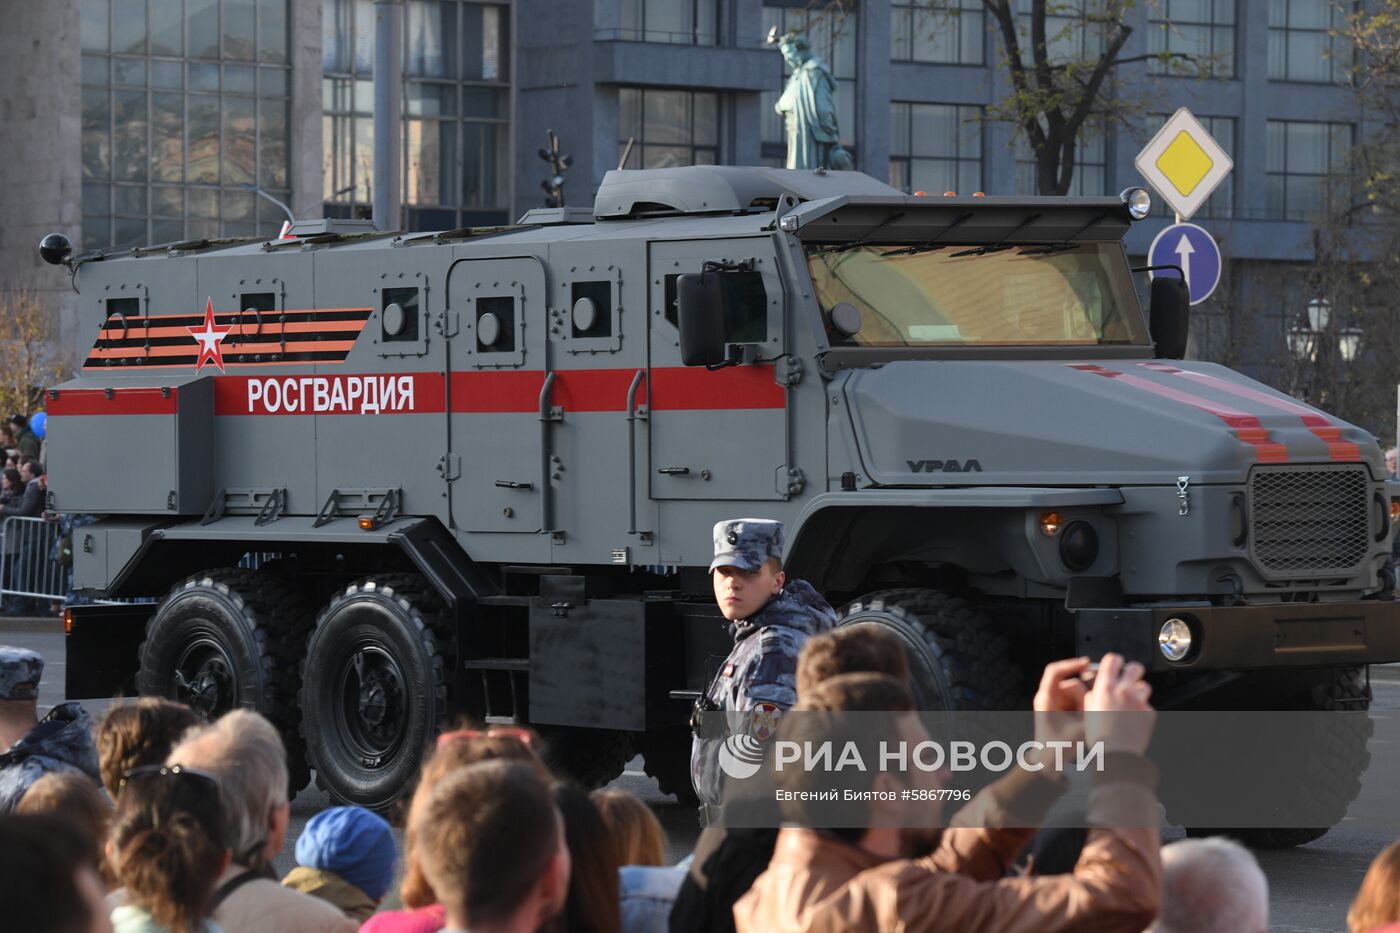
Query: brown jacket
282 865 380 924
212 863 359 933
734 766 1160 933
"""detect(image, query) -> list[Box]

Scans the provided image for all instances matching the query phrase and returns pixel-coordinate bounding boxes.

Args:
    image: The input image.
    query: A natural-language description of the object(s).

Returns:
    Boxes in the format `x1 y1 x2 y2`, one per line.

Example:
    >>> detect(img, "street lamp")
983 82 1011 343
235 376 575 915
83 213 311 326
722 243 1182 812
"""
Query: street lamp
1339 326 1363 363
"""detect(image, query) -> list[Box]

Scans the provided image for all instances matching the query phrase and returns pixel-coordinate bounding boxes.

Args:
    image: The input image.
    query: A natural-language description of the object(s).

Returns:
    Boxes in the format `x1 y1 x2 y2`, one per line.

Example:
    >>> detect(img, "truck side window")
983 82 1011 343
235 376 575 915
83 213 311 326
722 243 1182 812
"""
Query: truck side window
240 292 275 314
571 281 612 339
720 270 768 344
477 296 515 352
382 287 420 342
106 297 140 318
663 274 681 328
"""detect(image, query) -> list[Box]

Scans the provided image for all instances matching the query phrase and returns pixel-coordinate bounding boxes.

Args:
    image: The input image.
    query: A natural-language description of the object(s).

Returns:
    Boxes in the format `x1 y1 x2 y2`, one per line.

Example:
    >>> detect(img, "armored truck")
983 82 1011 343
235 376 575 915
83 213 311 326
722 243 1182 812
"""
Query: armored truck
47 166 1400 845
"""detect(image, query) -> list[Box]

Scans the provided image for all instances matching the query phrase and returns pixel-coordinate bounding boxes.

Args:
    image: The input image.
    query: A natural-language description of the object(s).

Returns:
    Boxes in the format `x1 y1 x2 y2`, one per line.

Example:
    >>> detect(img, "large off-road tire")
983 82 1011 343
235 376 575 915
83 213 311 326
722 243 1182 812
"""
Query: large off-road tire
137 568 315 798
300 574 452 811
535 726 635 790
636 726 701 806
837 588 1024 711
1182 666 1372 850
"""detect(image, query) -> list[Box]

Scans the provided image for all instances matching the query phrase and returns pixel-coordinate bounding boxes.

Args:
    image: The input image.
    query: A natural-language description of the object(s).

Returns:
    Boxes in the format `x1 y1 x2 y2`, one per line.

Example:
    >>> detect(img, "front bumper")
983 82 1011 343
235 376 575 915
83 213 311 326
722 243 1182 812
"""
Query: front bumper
1075 599 1400 671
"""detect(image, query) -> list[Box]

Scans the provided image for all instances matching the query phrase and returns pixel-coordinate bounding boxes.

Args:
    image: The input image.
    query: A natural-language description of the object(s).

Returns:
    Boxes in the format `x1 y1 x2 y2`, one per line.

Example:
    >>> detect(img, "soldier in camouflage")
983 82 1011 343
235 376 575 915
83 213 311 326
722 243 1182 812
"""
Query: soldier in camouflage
0 645 101 812
690 519 836 814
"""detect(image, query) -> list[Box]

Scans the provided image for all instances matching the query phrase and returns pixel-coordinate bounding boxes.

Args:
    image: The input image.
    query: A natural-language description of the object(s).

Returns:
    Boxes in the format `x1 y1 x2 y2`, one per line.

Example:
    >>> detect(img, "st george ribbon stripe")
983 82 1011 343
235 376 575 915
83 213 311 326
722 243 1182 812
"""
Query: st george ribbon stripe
1138 362 1360 461
1068 363 1289 463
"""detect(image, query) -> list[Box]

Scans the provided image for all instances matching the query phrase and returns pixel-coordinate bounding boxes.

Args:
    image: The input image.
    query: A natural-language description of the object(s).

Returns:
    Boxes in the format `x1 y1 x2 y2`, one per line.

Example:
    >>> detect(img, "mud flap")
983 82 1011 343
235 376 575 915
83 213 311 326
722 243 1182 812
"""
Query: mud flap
65 603 155 699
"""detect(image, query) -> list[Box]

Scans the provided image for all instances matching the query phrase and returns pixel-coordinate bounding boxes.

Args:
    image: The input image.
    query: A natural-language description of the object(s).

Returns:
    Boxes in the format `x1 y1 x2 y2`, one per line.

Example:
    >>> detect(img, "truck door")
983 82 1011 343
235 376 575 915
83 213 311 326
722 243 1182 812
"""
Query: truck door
646 238 790 502
447 256 549 533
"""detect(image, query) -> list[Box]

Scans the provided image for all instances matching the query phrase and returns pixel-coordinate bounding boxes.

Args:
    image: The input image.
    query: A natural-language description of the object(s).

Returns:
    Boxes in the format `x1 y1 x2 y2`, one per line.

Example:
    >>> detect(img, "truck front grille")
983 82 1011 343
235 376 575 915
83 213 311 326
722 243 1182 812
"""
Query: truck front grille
1249 465 1372 578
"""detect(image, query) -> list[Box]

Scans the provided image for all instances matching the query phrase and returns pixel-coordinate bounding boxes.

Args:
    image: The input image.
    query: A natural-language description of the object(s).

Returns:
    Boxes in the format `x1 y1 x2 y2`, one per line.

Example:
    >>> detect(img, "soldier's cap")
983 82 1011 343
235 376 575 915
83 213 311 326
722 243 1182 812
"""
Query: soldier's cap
0 645 43 700
710 518 785 572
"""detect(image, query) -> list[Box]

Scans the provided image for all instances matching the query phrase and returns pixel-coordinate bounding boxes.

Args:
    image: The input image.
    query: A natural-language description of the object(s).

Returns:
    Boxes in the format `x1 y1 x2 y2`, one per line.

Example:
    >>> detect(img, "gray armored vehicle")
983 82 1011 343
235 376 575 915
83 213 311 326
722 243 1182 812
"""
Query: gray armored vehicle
47 167 1400 845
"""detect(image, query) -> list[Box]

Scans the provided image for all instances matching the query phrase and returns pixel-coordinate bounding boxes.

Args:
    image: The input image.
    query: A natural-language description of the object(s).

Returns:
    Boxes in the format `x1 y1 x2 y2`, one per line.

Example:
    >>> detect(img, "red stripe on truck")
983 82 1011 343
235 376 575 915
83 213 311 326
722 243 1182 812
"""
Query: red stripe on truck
1068 364 1289 463
48 387 179 416
1138 362 1361 461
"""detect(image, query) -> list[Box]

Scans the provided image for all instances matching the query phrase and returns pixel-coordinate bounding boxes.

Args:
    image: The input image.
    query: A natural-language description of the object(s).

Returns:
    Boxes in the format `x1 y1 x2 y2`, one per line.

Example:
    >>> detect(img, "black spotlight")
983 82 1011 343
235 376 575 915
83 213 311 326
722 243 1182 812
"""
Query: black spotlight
1059 522 1099 572
39 233 73 266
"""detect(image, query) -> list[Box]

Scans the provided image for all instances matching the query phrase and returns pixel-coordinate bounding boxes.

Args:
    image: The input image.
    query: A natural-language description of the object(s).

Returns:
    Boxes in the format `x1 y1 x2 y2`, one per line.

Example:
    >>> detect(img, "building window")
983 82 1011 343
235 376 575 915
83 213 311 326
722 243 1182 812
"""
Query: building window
1266 120 1352 221
1149 115 1235 219
617 88 720 168
322 0 510 229
889 103 982 195
615 0 719 45
1015 0 1109 66
1017 122 1106 196
891 0 983 65
760 3 858 166
80 0 291 250
1268 0 1352 84
1148 0 1234 77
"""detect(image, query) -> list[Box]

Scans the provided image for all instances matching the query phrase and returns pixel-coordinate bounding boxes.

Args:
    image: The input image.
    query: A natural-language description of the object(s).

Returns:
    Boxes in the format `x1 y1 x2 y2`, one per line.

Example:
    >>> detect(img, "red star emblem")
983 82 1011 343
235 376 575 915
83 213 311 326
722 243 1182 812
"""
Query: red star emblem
188 297 232 373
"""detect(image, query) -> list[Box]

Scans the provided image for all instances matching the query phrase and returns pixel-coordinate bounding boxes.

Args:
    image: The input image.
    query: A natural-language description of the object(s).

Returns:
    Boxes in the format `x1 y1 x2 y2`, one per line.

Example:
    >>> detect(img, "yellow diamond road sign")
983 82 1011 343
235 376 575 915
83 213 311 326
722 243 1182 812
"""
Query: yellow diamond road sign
1135 108 1233 221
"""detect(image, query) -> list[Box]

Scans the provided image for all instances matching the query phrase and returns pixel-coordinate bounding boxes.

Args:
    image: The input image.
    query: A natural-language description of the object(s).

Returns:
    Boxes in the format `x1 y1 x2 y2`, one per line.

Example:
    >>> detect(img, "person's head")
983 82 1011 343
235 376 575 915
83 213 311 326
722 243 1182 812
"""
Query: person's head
295 806 397 903
400 725 548 908
0 814 113 933
2 467 20 494
591 788 666 867
797 624 911 697
710 518 786 621
1149 837 1267 933
414 761 570 932
97 697 202 798
1388 447 1398 478
0 644 44 724
21 459 42 483
542 781 619 933
776 30 811 69
1349 840 1400 933
108 764 229 933
779 672 944 859
8 413 27 434
166 709 288 871
17 773 114 886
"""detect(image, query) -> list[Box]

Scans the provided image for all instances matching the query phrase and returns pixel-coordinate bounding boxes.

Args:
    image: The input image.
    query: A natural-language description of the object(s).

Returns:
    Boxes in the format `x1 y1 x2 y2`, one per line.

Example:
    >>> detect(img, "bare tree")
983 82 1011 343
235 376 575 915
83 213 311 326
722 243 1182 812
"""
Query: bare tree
910 1 1214 194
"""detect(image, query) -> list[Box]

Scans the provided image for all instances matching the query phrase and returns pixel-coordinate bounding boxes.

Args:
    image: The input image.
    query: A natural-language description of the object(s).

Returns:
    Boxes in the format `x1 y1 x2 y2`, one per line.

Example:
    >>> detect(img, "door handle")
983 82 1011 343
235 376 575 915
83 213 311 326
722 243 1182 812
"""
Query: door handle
494 480 533 490
657 467 691 475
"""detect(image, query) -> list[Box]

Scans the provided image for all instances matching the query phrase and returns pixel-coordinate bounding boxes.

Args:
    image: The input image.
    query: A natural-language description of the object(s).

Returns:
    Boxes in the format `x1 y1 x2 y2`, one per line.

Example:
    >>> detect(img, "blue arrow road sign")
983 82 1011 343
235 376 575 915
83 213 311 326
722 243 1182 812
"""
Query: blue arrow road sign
1148 222 1221 306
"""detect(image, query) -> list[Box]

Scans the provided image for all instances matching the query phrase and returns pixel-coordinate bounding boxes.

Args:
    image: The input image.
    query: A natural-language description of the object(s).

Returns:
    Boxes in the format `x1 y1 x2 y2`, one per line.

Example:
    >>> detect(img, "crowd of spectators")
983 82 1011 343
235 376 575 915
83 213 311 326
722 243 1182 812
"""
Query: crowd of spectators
3 627 1400 931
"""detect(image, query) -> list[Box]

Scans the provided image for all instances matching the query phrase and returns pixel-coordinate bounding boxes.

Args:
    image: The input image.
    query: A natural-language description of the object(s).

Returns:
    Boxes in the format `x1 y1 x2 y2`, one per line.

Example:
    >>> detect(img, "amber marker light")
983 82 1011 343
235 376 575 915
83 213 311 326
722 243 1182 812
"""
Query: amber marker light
1391 500 1400 526
1039 511 1064 536
64 608 73 635
358 516 376 531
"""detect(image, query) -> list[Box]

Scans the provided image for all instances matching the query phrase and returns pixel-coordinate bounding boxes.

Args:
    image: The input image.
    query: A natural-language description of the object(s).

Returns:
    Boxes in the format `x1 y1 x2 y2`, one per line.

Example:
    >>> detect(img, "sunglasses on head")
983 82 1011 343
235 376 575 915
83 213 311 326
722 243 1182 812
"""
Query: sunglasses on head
118 763 221 791
436 727 534 749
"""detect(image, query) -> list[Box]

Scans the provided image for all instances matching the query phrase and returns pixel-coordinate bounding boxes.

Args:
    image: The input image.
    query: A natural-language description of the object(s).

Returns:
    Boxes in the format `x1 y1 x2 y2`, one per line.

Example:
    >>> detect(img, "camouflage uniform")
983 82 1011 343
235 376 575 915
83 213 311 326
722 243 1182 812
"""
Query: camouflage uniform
691 520 836 809
0 645 101 813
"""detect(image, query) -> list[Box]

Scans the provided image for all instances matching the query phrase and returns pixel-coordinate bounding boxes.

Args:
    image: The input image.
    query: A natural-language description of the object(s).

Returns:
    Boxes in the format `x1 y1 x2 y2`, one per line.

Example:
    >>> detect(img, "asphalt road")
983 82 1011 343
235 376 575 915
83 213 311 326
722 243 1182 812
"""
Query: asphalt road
7 617 1399 929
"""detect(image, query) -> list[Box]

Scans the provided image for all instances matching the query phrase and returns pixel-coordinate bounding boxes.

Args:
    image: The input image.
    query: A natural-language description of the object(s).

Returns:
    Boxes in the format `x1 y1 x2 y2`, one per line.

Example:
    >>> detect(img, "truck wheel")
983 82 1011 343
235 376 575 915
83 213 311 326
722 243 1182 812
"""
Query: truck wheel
636 726 701 805
137 568 314 798
300 574 450 811
837 588 1024 710
535 726 634 790
1181 666 1372 850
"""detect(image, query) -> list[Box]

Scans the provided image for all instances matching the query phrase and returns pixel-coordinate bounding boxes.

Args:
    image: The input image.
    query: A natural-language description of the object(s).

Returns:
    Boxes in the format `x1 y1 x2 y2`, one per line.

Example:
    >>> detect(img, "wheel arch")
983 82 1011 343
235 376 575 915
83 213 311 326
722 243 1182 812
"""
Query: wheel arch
93 516 499 608
784 489 1124 598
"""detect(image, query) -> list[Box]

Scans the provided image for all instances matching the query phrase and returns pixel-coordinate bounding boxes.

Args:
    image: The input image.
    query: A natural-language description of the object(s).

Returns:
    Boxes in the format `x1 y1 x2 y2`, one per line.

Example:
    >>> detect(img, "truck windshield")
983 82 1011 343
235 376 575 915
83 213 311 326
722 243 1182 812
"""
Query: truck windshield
807 243 1150 348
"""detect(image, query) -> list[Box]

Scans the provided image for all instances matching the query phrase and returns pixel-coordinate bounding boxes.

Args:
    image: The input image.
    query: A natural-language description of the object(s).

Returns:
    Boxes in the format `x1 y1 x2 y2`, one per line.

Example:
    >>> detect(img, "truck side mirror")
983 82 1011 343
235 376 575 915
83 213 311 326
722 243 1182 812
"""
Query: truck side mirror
1149 276 1190 360
677 273 726 367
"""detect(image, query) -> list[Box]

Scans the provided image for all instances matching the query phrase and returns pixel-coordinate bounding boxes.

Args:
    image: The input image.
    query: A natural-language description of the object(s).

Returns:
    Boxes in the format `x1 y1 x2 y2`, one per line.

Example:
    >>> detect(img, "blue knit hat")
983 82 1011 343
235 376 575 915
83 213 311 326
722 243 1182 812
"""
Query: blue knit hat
294 806 397 902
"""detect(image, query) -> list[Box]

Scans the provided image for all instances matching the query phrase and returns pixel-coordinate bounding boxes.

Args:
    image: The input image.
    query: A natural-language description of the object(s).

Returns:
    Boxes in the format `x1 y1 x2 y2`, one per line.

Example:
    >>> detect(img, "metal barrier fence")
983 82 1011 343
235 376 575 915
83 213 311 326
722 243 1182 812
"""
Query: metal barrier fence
0 515 65 607
0 514 280 609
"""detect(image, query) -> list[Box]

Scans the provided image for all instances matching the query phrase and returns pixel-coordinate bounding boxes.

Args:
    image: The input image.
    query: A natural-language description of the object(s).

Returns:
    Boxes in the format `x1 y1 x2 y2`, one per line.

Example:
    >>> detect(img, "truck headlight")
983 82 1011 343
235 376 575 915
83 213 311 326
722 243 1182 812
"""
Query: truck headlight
1059 521 1099 571
1159 618 1193 662
1120 187 1152 221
